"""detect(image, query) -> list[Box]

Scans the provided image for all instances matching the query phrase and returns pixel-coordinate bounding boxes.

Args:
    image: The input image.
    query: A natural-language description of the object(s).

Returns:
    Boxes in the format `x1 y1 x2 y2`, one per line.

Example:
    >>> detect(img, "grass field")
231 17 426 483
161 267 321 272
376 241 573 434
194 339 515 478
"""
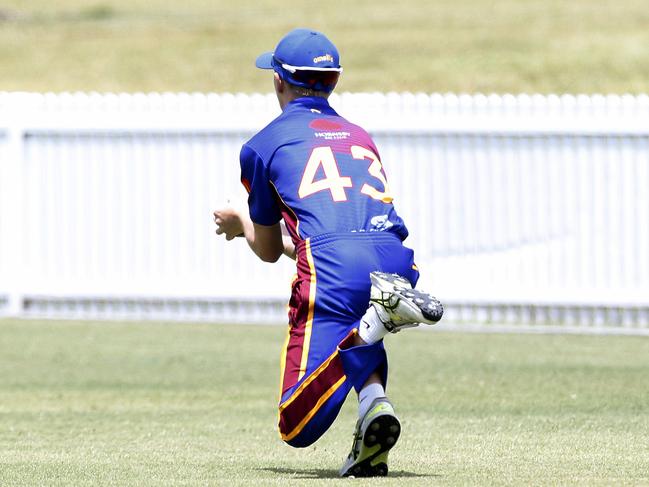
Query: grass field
1 320 648 486
1 0 649 93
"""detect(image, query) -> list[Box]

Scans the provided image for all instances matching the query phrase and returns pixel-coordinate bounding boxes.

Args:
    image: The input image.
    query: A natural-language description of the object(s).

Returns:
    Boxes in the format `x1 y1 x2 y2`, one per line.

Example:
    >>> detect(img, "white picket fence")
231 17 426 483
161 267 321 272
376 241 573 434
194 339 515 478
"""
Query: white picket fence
1 92 649 334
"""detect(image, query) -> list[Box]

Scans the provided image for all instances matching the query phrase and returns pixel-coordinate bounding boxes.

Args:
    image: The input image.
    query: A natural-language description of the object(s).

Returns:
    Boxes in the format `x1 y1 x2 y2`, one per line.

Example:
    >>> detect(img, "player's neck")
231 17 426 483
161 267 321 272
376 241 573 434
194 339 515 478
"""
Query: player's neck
279 93 330 111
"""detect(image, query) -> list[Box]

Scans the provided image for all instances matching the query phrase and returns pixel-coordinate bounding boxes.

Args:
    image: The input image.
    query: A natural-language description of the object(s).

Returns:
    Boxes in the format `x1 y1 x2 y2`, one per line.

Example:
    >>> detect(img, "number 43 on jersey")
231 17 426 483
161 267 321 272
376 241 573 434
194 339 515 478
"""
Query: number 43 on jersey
298 146 393 203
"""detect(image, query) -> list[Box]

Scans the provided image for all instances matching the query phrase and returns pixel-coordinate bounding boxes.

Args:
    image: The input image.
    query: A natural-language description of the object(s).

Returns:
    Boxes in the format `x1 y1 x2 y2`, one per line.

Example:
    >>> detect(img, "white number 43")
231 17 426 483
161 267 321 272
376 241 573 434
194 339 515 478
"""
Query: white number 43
298 146 393 203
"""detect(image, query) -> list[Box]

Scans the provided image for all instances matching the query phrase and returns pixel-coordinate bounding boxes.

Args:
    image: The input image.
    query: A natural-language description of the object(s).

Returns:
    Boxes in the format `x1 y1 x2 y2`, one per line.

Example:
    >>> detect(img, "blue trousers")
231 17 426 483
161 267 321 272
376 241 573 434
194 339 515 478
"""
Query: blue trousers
277 232 419 447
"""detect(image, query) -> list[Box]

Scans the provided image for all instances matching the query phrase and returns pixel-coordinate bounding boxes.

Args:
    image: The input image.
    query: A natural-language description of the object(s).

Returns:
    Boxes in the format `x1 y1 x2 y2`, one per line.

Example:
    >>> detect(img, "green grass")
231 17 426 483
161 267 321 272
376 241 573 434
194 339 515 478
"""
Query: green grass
1 0 649 93
1 320 648 485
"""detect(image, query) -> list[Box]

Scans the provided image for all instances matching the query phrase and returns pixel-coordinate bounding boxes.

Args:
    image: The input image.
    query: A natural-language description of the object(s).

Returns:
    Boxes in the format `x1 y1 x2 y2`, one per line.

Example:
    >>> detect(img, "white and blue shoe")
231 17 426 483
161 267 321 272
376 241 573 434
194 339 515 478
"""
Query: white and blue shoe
369 271 444 332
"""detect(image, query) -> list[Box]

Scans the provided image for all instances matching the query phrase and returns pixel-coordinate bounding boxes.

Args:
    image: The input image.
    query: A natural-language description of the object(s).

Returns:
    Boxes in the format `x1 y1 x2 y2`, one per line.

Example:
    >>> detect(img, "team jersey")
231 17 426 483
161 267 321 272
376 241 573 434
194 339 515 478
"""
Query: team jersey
240 96 408 243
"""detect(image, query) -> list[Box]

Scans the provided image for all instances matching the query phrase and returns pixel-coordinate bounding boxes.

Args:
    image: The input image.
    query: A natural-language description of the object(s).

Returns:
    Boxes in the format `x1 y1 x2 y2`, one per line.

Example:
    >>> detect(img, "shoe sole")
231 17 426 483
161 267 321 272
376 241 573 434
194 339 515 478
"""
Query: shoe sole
394 287 444 323
371 272 444 324
342 413 401 477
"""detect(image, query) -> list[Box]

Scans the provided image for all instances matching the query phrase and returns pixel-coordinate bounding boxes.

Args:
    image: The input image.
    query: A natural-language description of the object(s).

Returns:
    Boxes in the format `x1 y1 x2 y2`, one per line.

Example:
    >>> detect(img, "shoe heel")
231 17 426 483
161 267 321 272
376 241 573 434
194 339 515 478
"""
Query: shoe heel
364 414 401 451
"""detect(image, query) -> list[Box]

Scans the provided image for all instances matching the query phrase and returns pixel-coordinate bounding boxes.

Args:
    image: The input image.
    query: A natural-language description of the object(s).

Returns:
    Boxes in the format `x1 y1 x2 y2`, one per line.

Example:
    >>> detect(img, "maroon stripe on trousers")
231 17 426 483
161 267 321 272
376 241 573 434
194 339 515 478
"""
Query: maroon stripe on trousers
281 240 314 394
279 330 356 437
278 352 346 437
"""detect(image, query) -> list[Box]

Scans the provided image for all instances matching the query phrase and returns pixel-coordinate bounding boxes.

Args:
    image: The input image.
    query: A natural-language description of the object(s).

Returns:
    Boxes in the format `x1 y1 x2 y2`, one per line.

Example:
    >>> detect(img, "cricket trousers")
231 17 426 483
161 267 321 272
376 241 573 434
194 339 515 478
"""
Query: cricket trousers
277 231 419 447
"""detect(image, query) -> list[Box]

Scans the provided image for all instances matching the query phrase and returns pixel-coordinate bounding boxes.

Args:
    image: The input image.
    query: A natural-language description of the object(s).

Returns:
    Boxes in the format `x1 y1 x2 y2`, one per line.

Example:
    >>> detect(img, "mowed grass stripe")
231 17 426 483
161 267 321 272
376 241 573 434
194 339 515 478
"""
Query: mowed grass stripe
0 320 648 486
1 0 649 93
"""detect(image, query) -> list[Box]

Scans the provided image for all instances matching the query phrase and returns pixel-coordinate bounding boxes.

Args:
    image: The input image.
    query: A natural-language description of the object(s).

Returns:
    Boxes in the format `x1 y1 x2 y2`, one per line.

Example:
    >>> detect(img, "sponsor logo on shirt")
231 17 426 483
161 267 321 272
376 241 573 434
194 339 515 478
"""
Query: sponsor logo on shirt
351 215 395 233
314 131 350 140
370 214 394 231
309 119 350 140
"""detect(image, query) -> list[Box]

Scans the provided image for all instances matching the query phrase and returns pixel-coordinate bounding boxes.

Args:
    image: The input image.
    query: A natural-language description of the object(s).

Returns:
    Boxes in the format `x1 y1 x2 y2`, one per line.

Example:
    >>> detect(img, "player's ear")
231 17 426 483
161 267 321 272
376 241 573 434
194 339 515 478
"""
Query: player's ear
273 72 285 93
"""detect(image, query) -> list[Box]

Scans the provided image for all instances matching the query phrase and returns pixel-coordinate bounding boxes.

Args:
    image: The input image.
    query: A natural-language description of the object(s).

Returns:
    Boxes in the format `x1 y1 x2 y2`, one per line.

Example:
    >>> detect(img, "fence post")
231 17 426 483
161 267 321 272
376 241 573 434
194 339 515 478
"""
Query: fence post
4 119 24 317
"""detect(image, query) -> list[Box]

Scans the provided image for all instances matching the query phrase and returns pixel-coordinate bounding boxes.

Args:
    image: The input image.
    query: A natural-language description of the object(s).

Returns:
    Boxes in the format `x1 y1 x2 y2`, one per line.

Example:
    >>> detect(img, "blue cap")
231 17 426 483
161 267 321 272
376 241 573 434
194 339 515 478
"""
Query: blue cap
255 28 342 92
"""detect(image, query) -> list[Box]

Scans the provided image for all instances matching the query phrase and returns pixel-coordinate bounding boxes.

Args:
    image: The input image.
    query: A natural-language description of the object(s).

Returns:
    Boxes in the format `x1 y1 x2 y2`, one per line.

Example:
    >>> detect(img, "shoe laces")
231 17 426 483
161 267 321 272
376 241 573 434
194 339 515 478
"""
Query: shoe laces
371 290 402 313
370 290 403 332
348 422 363 459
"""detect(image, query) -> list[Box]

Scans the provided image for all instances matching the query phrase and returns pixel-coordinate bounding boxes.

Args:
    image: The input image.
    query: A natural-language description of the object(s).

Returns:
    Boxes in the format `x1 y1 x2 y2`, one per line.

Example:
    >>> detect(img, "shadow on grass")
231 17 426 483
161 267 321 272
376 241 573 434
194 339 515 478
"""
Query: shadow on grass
259 467 440 479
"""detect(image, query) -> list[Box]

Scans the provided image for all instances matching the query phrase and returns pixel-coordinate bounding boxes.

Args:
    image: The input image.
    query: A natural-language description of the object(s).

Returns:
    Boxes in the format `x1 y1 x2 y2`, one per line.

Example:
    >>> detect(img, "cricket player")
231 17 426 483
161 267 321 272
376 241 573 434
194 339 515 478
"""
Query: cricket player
213 28 443 477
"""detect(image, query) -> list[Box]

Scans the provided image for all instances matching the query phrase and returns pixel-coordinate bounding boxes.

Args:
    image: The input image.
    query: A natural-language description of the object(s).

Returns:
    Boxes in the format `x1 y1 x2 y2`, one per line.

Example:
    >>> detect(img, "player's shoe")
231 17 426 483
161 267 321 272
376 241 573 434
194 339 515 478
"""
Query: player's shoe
339 397 401 477
369 271 443 332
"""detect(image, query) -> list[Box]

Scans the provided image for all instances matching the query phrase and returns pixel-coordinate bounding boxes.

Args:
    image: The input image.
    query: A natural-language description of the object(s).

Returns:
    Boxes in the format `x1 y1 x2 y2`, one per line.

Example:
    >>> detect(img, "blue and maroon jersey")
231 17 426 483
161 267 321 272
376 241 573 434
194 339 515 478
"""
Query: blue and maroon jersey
240 96 408 243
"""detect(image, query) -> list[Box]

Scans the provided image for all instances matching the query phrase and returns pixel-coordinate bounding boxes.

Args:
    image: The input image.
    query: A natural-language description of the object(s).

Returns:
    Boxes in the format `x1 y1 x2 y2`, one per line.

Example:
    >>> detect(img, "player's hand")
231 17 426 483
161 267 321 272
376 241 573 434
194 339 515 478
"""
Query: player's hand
213 207 244 241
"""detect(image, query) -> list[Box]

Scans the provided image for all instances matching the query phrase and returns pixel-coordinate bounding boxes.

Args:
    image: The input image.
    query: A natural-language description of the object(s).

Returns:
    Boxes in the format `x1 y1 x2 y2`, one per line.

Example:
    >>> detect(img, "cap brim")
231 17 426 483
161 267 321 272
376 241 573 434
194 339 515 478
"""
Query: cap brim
255 52 274 69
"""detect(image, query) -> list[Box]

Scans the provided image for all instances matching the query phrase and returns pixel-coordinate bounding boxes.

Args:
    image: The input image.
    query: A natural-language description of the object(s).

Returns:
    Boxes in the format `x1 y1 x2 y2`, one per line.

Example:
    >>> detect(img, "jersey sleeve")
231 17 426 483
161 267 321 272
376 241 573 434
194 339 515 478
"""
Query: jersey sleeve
239 143 282 226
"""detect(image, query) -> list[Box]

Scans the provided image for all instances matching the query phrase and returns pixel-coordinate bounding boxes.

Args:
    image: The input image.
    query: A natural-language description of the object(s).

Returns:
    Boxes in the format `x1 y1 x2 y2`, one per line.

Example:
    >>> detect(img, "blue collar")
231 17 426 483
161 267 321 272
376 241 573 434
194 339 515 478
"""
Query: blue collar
284 96 334 112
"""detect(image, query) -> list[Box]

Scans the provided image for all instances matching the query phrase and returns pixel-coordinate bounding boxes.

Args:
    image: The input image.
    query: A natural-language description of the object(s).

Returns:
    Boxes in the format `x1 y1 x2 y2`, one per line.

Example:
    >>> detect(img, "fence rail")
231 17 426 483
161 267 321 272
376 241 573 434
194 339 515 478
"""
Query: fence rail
1 92 648 333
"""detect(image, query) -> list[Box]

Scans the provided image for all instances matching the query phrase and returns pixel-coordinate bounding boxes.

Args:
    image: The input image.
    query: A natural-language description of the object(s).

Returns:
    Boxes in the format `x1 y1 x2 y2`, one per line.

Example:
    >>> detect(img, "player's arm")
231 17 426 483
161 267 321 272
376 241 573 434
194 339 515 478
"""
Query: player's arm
244 221 284 263
213 207 281 262
214 144 295 261
213 207 294 262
